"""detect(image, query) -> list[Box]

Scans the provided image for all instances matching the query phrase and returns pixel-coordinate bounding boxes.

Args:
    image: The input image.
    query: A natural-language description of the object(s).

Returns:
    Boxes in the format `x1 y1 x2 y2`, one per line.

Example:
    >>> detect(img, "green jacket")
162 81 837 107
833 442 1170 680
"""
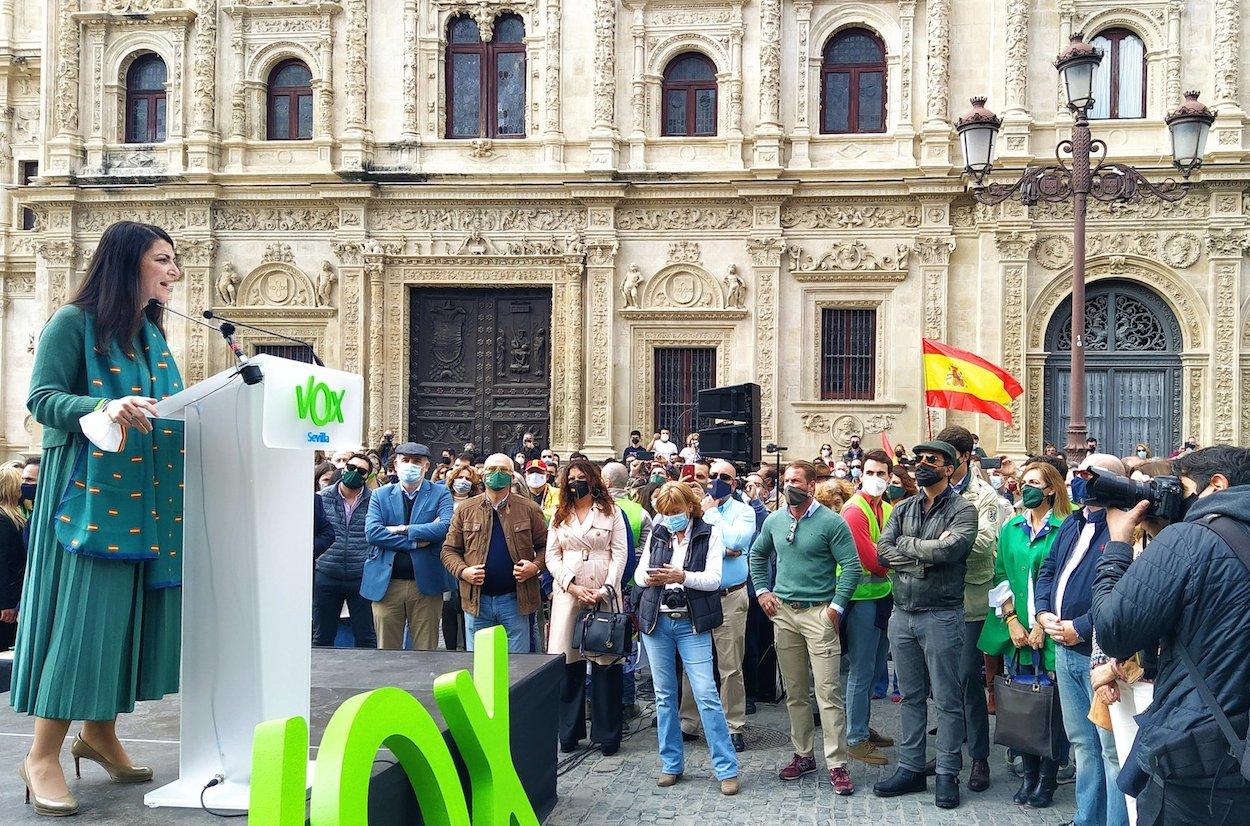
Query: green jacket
978 511 1066 672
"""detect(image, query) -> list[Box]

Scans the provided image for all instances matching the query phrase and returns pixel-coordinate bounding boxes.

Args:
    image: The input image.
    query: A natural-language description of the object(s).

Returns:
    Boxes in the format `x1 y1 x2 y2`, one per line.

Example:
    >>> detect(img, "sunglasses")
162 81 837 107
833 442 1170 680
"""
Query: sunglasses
786 518 799 544
712 472 734 483
914 454 945 467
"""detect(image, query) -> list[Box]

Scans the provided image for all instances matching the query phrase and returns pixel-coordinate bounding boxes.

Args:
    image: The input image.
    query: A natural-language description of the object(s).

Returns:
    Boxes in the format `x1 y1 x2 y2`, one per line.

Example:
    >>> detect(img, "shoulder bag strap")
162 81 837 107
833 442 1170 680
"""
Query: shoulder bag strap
1178 516 1250 764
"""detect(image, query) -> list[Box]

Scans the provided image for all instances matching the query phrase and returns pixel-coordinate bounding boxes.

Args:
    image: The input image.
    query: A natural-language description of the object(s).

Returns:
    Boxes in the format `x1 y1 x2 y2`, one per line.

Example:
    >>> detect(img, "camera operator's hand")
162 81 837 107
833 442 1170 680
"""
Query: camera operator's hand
1105 500 1150 544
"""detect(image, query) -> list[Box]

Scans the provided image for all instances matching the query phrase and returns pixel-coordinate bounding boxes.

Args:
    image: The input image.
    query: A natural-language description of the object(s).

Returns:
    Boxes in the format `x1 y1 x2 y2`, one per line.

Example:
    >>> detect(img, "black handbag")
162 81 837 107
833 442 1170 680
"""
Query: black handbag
993 650 1065 760
571 585 631 661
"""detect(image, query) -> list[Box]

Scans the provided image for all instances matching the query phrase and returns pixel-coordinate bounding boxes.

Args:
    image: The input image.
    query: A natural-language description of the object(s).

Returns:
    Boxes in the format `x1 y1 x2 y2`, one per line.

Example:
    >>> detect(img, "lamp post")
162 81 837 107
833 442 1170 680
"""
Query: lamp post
956 33 1214 465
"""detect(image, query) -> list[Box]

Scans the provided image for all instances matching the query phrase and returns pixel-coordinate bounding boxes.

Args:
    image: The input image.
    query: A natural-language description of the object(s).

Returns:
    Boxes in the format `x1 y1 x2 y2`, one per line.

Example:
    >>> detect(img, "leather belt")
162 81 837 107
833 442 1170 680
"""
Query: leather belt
663 611 690 620
784 599 823 610
720 582 747 597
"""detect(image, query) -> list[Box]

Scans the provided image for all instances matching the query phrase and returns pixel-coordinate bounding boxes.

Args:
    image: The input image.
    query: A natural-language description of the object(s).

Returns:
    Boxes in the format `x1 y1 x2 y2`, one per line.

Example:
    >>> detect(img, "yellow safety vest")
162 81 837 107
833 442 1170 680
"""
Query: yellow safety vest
841 494 894 601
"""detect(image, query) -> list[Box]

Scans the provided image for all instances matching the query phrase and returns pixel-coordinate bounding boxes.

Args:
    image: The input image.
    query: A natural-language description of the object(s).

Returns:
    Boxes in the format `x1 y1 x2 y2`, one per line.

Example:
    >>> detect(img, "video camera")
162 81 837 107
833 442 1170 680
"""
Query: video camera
1085 468 1185 523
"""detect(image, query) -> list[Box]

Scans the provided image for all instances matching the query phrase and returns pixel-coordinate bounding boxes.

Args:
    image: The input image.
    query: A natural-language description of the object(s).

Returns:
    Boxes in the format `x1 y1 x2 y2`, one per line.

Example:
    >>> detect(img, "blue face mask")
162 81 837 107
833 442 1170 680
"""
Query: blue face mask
663 513 690 533
708 478 733 501
397 463 424 485
1070 476 1087 504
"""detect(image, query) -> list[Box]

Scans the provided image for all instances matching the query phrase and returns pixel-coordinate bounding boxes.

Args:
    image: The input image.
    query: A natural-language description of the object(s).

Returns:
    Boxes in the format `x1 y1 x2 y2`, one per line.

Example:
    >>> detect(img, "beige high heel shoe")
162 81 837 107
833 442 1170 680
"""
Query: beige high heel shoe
70 734 153 784
18 758 79 817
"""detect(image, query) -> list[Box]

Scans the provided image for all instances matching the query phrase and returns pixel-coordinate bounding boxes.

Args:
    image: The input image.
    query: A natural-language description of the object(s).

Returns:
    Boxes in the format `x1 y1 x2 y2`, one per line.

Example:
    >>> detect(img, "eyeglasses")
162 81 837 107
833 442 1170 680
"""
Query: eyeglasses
712 472 734 483
914 454 944 467
786 518 799 544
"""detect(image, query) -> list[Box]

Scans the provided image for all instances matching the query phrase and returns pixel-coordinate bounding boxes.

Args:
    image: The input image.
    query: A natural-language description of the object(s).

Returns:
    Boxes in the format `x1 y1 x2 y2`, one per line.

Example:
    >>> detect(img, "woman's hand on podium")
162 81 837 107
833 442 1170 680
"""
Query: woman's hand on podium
105 396 159 434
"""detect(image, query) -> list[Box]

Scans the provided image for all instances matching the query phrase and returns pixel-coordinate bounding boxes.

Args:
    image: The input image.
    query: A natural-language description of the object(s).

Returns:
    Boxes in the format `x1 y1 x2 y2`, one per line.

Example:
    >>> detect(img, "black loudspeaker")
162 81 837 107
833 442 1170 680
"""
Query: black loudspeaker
696 383 761 467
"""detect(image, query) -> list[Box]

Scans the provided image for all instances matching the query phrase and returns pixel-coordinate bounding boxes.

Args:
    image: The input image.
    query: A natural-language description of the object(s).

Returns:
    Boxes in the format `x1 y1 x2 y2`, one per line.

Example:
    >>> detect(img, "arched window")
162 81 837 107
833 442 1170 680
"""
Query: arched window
821 28 886 134
125 54 167 144
446 13 527 139
267 59 313 140
661 53 718 137
1090 29 1145 119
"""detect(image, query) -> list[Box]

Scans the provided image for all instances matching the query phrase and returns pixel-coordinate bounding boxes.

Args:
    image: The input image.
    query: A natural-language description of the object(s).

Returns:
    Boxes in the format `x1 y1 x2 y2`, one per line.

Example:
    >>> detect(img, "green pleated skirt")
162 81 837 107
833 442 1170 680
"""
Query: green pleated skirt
10 439 181 721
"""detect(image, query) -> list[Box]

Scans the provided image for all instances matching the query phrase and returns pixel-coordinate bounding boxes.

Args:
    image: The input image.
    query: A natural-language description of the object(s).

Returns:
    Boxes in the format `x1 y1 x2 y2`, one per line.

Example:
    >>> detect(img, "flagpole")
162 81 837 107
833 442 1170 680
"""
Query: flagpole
926 407 933 440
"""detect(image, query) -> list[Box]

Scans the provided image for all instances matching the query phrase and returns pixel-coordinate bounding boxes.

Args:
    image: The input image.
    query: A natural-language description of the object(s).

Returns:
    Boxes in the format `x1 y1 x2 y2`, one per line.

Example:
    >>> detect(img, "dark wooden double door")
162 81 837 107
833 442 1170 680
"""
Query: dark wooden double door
409 288 550 456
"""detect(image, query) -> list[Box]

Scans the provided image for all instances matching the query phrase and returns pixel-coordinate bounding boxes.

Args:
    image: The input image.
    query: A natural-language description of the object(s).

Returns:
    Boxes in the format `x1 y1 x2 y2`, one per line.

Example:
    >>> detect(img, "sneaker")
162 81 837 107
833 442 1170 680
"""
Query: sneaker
745 699 758 715
1057 762 1076 785
657 772 681 787
868 727 894 747
720 776 741 796
890 691 902 703
847 741 888 766
779 753 818 781
830 766 855 796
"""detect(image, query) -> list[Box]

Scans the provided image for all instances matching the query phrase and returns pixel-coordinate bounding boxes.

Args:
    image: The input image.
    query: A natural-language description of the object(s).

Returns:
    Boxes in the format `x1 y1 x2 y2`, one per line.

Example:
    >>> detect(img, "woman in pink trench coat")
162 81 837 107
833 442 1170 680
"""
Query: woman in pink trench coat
545 458 627 755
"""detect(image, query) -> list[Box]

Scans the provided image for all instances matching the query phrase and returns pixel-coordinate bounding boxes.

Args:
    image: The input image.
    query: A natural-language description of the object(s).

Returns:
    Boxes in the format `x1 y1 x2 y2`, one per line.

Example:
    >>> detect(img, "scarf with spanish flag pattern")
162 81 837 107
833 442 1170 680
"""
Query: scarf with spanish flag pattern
55 313 185 589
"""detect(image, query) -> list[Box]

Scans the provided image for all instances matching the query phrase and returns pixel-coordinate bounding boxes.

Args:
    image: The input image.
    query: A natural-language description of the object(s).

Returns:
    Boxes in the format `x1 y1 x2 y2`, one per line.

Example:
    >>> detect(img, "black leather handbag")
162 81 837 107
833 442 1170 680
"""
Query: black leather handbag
571 585 631 661
993 650 1065 760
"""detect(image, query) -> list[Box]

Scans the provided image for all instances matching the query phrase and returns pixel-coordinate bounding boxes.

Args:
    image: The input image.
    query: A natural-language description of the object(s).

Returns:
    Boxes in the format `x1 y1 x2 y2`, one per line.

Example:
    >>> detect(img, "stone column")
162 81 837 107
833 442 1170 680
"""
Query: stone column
625 1 646 169
186 0 219 174
998 0 1032 163
588 0 618 169
919 0 952 170
752 0 783 171
331 242 366 381
340 0 373 170
897 0 915 137
541 0 564 167
747 233 784 444
789 0 813 169
725 18 744 166
551 258 585 452
401 0 419 143
1206 228 1247 445
995 230 1034 452
48 0 82 178
1211 0 1245 158
914 232 955 431
82 23 105 174
176 235 217 384
365 249 385 444
582 238 618 454
36 238 76 322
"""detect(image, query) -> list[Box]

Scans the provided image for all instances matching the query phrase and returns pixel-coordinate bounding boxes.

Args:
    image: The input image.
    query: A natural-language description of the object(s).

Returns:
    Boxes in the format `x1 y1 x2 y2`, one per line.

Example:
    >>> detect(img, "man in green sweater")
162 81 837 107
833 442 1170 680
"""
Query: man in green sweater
750 460 862 796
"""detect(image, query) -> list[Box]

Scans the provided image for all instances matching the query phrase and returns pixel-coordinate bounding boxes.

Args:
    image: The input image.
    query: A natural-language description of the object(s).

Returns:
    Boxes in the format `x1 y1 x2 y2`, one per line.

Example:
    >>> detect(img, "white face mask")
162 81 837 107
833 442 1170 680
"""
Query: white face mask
860 474 888 498
989 473 1004 490
834 469 847 479
526 472 547 490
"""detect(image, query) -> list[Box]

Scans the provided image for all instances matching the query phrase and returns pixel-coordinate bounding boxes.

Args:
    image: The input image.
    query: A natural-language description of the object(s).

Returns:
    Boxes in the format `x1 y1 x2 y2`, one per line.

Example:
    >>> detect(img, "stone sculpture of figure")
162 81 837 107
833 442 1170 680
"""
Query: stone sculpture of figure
724 263 746 309
316 260 337 307
621 263 644 309
565 232 585 257
215 262 240 306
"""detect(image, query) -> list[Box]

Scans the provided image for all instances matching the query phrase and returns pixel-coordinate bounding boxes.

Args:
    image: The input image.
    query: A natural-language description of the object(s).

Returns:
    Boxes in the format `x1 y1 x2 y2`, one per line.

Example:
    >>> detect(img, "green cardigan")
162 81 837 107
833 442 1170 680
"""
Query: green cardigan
978 510 1066 672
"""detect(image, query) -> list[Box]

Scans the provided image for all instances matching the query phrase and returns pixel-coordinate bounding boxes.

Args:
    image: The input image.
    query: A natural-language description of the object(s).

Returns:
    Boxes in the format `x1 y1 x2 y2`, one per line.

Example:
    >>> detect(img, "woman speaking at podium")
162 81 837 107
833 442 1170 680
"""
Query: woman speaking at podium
11 221 185 817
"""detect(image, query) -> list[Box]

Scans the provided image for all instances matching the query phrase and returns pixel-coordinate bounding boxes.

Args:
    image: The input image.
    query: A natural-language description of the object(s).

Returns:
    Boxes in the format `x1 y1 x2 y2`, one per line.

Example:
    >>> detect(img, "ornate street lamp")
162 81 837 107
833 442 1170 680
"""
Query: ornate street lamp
957 32 1214 465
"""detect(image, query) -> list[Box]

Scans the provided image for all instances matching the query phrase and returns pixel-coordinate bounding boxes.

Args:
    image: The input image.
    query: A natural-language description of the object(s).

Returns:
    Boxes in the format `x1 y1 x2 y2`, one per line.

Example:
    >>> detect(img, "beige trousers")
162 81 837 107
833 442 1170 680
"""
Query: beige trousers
680 585 749 735
372 579 443 650
772 600 848 766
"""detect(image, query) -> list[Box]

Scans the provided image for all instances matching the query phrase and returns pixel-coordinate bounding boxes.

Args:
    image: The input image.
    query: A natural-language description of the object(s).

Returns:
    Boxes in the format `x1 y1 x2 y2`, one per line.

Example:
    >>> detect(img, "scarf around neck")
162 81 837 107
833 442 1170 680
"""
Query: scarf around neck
54 312 185 589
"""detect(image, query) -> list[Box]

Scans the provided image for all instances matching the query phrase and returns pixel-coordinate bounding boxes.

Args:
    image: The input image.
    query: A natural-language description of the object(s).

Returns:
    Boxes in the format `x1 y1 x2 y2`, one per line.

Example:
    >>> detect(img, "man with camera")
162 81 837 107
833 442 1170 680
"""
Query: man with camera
1091 446 1250 824
1035 453 1130 826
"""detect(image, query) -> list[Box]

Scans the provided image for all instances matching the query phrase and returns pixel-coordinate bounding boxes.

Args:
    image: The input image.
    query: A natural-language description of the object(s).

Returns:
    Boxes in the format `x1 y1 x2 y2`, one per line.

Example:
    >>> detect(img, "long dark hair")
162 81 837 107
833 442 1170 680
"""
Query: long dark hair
70 221 174 357
552 457 616 527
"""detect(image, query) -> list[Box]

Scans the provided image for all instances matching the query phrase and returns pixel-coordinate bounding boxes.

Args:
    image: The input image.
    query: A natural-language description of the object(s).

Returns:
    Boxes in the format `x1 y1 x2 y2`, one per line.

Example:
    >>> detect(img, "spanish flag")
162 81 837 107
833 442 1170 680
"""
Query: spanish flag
922 339 1024 424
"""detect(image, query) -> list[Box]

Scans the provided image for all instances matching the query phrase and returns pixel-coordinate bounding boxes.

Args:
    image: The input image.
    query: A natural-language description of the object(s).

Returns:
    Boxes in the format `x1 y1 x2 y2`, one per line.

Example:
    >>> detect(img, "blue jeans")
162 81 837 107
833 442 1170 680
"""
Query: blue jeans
465 593 530 654
1056 646 1128 826
842 598 888 744
313 572 376 648
641 614 739 780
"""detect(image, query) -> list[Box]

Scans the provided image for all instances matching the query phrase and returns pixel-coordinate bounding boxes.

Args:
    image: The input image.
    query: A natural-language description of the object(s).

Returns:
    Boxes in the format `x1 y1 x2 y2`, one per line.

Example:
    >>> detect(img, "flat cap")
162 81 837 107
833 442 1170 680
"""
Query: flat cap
393 442 431 459
912 440 959 466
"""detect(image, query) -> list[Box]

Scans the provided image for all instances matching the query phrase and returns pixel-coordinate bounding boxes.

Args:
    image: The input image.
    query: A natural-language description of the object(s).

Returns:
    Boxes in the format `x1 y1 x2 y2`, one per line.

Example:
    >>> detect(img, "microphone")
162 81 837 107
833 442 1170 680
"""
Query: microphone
151 300 263 386
202 310 325 367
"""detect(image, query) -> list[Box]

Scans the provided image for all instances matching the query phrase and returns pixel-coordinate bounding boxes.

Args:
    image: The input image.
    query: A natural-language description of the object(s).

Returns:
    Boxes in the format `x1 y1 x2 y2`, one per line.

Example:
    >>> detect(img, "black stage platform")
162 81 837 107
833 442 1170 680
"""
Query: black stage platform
0 648 562 824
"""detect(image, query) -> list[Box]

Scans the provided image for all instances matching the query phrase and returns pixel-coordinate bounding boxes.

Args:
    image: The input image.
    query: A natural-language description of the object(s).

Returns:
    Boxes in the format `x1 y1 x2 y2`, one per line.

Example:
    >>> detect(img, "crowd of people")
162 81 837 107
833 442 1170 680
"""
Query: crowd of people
299 423 1249 821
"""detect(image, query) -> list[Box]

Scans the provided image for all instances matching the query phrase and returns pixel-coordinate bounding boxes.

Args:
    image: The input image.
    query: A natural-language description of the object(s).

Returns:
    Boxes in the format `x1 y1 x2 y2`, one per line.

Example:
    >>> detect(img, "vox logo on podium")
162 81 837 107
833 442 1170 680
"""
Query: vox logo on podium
294 377 347 427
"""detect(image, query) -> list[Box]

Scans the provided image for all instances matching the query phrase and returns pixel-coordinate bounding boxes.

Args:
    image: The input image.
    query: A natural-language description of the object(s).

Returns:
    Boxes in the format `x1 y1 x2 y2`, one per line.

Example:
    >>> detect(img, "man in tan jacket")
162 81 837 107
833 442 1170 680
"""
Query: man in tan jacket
441 452 548 653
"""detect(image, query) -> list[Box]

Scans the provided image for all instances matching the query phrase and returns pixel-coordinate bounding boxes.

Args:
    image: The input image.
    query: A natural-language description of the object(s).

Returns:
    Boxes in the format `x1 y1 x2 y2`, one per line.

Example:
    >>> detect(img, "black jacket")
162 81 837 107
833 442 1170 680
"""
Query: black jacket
876 485 978 611
313 493 336 560
0 512 25 610
637 518 723 635
1092 485 1250 789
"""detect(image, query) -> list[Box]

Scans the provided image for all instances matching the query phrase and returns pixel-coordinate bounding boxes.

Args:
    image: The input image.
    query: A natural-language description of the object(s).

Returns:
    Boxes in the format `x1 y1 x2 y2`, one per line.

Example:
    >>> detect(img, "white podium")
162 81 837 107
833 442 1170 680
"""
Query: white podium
142 355 363 811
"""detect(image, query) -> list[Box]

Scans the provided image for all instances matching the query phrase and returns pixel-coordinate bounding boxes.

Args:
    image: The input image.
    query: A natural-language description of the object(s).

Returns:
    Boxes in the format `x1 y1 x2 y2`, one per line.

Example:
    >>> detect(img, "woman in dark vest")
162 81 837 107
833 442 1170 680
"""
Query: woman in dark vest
636 481 740 795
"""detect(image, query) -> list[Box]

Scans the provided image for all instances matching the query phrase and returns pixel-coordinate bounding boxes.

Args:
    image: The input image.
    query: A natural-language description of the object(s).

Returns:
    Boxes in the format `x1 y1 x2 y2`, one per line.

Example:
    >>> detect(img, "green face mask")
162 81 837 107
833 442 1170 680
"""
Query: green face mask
484 470 513 491
340 469 365 490
884 484 906 503
1020 484 1047 509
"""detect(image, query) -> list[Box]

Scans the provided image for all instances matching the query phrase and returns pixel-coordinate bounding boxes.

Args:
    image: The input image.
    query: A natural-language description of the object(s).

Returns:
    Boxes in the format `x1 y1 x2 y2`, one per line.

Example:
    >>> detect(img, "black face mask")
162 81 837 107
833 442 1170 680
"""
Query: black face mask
567 479 591 500
1179 491 1200 520
914 465 944 488
631 437 640 444
784 484 810 507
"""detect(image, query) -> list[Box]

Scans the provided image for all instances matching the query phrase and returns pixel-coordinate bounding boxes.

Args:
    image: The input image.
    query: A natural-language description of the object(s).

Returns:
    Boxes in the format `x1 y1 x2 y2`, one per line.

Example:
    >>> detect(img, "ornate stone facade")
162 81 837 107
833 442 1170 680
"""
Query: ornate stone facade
0 1 1247 459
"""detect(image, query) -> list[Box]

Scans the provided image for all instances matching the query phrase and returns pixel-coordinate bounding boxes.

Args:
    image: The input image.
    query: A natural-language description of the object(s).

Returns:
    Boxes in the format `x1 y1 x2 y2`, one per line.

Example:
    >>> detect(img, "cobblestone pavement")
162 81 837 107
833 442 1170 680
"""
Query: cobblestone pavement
546 686 1078 825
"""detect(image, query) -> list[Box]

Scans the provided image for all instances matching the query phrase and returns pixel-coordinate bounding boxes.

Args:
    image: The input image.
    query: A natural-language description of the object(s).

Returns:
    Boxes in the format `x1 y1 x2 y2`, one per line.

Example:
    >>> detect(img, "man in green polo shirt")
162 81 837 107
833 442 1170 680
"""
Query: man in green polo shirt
750 460 862 796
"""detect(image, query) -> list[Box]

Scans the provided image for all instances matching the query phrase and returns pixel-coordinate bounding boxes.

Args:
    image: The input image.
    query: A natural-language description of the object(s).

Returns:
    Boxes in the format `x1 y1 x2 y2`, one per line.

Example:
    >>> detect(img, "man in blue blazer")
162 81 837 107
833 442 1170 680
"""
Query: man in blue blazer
363 442 455 650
